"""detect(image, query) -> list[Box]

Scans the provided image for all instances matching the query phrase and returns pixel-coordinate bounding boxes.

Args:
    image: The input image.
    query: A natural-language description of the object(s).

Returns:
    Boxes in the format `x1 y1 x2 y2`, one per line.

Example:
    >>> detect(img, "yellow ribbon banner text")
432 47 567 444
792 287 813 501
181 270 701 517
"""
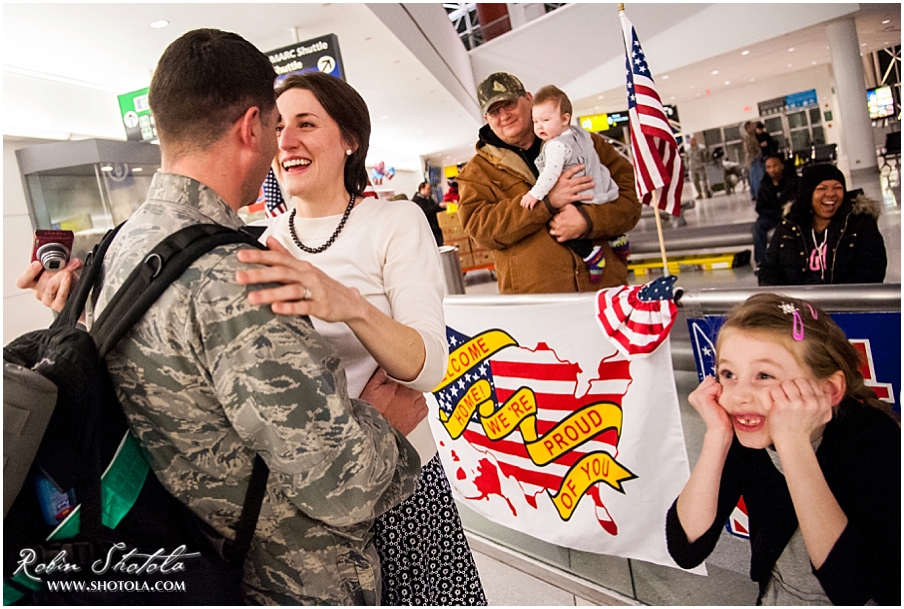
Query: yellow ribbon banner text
479 387 537 441
433 330 517 392
525 402 622 466
439 379 493 439
549 451 637 520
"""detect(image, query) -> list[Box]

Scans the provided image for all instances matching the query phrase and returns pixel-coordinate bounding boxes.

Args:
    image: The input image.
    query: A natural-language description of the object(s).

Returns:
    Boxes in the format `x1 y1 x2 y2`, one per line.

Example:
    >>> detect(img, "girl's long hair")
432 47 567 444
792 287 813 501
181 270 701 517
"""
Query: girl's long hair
716 293 894 419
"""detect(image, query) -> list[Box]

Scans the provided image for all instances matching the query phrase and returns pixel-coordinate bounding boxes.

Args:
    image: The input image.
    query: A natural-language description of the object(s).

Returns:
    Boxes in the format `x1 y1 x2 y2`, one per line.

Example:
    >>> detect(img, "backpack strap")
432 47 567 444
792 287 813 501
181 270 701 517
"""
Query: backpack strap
229 454 270 561
52 224 124 330
73 223 270 564
91 224 264 357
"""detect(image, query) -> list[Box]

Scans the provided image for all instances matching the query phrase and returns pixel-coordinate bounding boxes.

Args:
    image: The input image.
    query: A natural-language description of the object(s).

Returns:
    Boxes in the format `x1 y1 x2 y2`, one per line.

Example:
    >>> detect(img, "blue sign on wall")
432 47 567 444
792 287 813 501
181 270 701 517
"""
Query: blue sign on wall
784 89 818 109
687 311 900 414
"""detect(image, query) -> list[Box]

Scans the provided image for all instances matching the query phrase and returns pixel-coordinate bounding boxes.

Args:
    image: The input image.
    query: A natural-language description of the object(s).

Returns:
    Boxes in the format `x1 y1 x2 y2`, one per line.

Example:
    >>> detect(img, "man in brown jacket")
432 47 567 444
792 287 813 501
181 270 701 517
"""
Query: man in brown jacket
457 73 641 294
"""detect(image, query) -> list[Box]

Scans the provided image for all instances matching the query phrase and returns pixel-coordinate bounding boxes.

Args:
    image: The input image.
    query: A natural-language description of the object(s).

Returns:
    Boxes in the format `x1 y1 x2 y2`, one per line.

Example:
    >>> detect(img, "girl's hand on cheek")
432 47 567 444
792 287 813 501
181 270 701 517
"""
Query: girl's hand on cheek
689 377 732 441
767 378 832 449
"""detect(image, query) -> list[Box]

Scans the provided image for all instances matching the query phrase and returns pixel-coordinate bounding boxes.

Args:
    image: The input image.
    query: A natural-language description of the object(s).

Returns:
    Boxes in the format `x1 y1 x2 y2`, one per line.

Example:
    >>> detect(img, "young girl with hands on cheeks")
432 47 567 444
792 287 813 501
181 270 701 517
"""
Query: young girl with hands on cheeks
666 293 899 606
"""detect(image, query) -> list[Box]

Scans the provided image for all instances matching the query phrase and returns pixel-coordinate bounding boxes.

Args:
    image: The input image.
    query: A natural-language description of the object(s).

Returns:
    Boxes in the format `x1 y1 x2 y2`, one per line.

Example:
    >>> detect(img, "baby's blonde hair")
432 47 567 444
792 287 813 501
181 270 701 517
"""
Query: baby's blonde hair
716 293 893 418
533 85 572 117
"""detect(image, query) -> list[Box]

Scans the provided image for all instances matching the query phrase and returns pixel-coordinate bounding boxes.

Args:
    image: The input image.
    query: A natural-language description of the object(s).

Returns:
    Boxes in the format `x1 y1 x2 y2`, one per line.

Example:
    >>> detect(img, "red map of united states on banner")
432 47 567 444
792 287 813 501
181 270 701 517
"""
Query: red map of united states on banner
443 340 633 535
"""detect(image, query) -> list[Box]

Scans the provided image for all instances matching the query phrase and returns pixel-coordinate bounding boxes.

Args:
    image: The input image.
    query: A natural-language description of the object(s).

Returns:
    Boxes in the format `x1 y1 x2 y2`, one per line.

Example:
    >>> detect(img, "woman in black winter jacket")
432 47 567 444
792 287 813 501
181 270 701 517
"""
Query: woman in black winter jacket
758 164 886 286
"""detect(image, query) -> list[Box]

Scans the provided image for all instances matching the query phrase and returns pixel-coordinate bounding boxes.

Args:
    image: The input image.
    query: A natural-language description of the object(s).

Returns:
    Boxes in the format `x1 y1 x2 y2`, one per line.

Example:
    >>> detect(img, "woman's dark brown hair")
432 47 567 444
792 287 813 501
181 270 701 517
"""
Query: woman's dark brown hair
275 72 371 197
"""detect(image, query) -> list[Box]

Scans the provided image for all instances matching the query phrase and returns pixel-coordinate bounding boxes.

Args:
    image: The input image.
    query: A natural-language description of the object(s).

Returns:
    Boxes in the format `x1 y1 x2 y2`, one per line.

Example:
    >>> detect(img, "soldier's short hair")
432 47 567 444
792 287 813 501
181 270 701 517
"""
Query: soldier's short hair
533 85 573 118
149 29 276 154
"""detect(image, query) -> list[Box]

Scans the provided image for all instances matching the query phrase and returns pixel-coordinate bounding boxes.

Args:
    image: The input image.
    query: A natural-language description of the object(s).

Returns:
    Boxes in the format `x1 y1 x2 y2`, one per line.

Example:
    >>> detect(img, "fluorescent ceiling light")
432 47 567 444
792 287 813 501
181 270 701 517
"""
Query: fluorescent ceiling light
4 66 120 93
149 20 169 29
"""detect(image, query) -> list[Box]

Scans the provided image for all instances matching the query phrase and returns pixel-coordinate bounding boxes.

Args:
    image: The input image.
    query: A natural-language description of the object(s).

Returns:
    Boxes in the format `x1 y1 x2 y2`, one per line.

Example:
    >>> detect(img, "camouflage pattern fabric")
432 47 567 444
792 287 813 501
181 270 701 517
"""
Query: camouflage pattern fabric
87 173 420 605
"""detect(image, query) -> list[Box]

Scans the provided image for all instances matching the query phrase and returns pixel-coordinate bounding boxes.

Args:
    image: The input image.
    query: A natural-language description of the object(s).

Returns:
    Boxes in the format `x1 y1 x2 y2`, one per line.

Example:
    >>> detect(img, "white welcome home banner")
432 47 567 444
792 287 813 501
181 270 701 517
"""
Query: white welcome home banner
430 286 695 570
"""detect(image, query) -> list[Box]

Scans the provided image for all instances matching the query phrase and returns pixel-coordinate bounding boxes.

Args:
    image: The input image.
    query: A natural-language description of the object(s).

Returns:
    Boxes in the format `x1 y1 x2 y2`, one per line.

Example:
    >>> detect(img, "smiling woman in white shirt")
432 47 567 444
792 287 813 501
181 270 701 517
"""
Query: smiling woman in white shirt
235 71 486 606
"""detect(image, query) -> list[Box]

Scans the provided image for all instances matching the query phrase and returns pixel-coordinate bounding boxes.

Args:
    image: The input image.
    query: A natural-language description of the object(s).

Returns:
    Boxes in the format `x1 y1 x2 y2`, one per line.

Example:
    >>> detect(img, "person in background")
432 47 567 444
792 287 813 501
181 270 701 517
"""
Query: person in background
17 29 421 604
667 293 899 605
519 85 623 282
758 163 886 286
234 72 486 606
753 154 798 269
457 72 641 294
756 121 779 157
744 121 765 201
686 136 712 200
412 181 447 246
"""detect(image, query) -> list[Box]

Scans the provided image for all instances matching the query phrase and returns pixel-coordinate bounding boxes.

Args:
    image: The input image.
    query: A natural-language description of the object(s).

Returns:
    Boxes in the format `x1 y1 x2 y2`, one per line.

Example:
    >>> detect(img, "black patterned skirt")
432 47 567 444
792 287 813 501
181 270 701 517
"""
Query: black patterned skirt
374 454 487 605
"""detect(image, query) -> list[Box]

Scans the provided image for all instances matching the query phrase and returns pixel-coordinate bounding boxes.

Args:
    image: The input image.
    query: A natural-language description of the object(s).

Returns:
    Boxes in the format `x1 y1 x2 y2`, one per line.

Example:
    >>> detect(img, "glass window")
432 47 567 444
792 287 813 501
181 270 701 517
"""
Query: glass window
723 125 742 142
809 107 822 124
703 128 723 147
790 130 811 151
726 142 744 164
787 111 807 129
811 126 825 145
764 116 783 134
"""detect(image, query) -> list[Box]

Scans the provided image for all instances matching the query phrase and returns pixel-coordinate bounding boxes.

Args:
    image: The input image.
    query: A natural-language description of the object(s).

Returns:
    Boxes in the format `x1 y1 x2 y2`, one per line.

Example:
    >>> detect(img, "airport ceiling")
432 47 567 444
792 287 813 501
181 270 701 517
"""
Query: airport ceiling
3 3 901 170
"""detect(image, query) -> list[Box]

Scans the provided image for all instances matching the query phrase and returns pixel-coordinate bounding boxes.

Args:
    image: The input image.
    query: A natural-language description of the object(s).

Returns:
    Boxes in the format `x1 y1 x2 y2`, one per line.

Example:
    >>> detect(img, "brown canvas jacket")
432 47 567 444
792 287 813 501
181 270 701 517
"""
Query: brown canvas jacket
457 132 640 294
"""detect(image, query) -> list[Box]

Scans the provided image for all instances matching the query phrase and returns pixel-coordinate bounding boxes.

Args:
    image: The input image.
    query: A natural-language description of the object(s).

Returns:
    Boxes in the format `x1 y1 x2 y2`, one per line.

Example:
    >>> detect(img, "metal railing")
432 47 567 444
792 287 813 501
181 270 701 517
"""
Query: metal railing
449 282 900 604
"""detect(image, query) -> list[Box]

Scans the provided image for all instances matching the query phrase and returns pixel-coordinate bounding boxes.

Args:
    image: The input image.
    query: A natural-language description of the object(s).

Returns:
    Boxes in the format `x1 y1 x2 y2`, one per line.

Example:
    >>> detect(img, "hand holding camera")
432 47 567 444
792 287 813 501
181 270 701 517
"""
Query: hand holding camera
18 230 83 312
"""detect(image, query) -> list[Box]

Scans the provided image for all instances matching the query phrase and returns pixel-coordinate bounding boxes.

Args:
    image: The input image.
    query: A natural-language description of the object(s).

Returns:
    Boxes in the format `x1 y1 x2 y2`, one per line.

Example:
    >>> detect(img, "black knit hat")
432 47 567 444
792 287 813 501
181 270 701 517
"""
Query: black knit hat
799 163 846 199
788 163 848 225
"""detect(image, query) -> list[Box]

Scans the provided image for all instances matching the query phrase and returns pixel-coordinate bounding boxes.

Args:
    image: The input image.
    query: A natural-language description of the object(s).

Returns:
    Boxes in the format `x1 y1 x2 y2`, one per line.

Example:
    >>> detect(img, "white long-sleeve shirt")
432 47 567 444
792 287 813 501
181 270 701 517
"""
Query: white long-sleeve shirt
260 198 448 465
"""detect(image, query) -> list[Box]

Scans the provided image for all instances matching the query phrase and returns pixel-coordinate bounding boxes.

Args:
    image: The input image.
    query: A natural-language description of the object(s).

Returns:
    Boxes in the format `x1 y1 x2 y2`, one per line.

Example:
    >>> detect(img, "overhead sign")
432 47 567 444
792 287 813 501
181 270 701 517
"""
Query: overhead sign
579 114 610 132
785 89 818 109
117 87 156 142
581 104 678 133
267 33 346 83
758 89 819 116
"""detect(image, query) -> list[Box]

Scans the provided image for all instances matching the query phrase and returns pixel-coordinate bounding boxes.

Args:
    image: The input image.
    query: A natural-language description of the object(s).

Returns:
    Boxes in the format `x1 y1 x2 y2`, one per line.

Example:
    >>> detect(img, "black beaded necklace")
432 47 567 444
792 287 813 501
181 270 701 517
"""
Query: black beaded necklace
288 193 356 254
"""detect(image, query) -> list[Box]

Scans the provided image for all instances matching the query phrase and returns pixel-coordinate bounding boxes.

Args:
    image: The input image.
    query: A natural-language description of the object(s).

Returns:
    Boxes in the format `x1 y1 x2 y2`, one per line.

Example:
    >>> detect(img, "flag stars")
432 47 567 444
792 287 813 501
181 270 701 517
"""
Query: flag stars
449 335 459 347
457 378 466 391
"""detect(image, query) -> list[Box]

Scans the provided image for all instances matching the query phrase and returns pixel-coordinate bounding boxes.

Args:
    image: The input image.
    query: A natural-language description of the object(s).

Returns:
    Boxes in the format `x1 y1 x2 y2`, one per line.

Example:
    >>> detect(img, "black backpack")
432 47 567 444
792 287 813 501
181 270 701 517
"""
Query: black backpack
4 223 270 605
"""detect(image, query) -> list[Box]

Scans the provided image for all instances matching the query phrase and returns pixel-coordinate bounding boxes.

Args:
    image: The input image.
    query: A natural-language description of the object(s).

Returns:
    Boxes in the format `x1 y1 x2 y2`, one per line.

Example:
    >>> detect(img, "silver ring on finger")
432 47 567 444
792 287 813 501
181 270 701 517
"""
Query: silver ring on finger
303 286 312 300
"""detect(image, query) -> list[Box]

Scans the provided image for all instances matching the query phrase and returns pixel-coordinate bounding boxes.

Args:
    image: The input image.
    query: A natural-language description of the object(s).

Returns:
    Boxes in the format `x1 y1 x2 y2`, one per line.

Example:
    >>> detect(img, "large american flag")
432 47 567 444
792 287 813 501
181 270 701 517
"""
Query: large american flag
621 10 684 216
434 328 633 534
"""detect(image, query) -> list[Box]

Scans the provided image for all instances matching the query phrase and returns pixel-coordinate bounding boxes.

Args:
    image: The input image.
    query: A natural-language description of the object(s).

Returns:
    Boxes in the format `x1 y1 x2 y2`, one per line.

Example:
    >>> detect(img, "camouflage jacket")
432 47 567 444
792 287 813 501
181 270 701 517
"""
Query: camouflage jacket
88 173 420 605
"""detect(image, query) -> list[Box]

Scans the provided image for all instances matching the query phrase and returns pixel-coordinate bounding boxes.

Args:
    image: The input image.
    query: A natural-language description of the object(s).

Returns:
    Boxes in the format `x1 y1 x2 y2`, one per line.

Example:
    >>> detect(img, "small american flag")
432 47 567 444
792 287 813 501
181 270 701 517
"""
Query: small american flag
596 276 678 358
621 10 684 216
263 168 288 217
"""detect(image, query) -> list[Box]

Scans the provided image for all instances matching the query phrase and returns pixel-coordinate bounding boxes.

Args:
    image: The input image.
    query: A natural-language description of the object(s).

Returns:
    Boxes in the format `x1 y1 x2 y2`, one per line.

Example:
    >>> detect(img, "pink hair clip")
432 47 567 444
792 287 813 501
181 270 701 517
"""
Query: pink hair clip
805 303 818 319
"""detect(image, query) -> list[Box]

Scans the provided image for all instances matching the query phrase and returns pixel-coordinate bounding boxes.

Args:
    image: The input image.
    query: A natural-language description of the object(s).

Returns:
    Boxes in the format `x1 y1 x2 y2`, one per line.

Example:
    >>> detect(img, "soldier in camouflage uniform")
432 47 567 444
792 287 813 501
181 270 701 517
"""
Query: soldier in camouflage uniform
86 29 421 604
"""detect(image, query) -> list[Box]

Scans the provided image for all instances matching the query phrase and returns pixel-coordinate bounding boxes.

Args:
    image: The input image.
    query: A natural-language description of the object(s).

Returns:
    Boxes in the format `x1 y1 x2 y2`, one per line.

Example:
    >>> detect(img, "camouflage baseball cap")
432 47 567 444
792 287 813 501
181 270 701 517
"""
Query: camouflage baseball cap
477 72 526 115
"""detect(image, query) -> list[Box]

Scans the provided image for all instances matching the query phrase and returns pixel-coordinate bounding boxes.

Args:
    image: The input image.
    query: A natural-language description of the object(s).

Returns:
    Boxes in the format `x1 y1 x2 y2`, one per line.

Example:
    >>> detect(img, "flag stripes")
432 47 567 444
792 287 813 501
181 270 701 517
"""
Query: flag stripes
621 10 684 216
